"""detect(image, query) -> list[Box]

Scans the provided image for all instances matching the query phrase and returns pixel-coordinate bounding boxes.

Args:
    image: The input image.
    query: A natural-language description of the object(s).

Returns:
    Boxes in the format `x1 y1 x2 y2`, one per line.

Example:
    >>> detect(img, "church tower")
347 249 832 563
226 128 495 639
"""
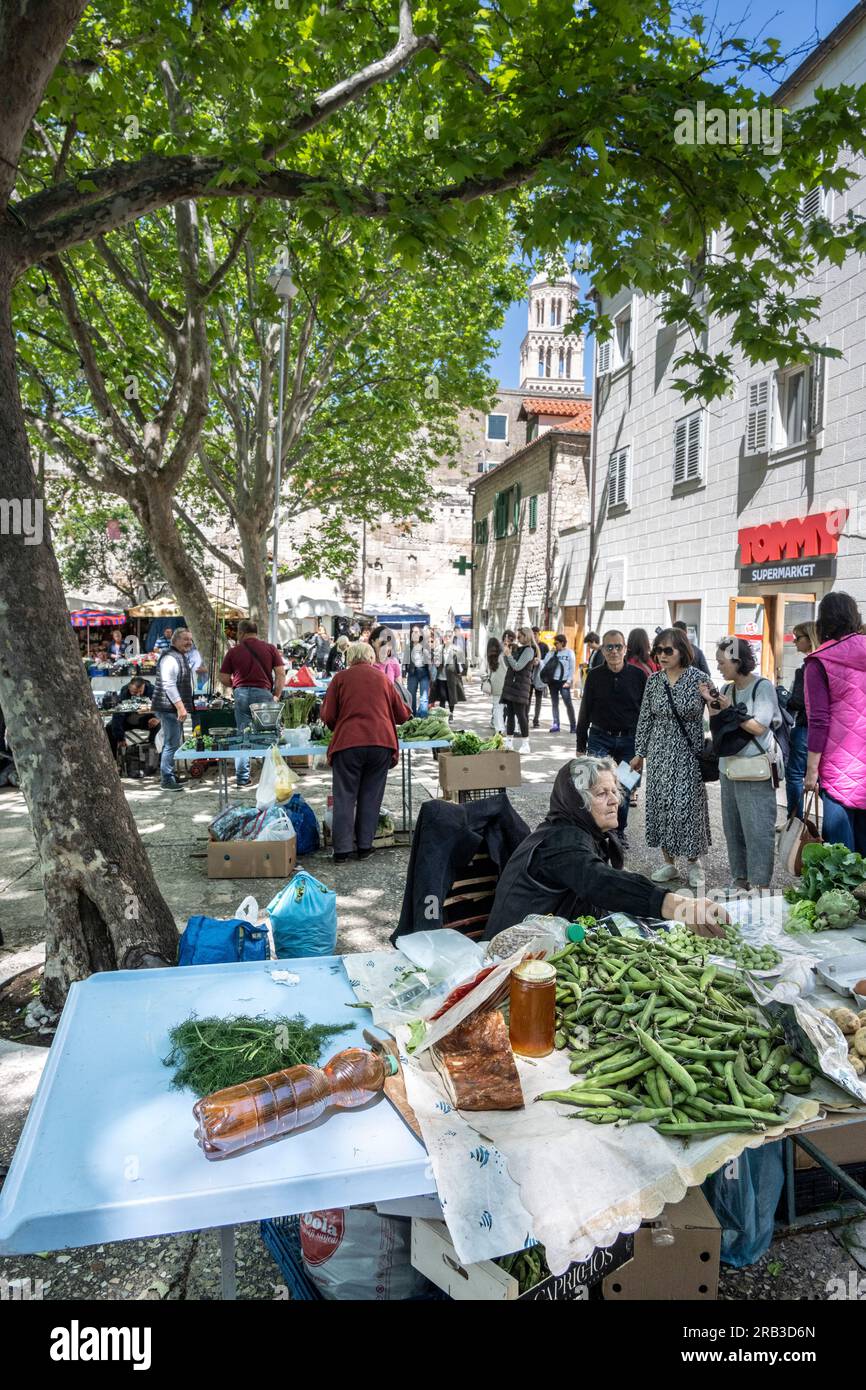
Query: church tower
519 271 583 394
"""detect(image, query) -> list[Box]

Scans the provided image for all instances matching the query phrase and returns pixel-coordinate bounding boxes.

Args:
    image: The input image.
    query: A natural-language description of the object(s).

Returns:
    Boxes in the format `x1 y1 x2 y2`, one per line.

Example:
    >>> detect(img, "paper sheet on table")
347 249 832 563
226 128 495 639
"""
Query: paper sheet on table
397 1028 820 1275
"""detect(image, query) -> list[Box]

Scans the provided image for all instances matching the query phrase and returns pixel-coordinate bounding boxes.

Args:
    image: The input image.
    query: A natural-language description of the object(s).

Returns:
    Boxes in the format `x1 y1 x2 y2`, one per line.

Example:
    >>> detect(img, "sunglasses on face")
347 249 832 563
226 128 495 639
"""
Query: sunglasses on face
604 643 624 652
654 645 675 656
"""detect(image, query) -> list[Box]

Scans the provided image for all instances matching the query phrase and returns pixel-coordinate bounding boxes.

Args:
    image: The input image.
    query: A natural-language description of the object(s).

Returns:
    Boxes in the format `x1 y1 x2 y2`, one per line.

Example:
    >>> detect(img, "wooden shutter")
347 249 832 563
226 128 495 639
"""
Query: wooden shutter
809 350 826 435
597 339 611 376
674 410 703 483
799 187 824 223
673 417 688 485
608 449 628 507
745 378 770 455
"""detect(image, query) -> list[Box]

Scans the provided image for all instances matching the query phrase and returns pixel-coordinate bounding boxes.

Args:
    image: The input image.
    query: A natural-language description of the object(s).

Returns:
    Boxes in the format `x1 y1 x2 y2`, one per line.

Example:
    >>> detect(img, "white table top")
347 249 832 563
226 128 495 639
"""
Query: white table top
174 739 451 762
0 958 431 1254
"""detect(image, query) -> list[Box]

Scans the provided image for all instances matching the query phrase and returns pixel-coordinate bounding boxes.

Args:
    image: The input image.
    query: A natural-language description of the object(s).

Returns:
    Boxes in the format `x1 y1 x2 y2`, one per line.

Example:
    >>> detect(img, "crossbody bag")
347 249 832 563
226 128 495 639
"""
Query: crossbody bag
719 681 777 784
662 677 719 783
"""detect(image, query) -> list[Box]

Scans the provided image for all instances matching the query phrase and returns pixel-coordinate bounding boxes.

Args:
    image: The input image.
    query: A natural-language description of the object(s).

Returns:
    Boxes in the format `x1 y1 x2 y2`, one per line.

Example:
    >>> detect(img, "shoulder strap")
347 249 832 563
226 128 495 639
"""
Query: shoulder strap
662 676 700 763
242 639 274 689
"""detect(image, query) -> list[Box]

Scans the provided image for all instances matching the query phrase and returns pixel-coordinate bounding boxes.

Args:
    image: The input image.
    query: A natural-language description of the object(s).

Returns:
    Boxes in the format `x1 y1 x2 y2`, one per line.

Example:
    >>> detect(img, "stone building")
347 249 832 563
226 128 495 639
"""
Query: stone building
470 399 592 659
343 269 588 633
584 3 866 685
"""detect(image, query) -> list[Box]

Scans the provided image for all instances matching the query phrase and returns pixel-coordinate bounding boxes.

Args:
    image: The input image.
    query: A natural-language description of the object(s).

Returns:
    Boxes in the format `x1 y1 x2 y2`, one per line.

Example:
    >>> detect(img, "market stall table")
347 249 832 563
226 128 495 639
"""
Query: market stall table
174 738 451 828
0 958 432 1298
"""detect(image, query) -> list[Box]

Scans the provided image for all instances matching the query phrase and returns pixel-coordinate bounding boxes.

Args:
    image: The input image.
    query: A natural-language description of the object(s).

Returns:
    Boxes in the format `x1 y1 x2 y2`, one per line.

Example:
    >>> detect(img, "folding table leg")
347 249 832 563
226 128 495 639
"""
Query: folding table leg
219 1224 237 1300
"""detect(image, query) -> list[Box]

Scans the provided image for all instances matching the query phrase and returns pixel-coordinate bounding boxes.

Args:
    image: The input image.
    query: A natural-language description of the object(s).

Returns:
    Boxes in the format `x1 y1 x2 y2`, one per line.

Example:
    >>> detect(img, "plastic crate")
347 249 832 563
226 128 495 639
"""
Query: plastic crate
456 788 507 803
260 1216 446 1301
780 1160 866 1217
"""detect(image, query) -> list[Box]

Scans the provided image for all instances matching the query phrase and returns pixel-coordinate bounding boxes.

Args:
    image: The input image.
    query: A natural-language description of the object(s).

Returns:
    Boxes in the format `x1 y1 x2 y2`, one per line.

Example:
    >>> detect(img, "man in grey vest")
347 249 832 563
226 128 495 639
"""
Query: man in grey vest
151 628 194 790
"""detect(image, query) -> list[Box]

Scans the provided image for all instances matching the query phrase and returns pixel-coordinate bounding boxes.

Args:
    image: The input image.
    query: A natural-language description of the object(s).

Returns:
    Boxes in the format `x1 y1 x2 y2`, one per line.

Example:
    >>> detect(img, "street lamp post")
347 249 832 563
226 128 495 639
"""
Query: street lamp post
266 263 299 644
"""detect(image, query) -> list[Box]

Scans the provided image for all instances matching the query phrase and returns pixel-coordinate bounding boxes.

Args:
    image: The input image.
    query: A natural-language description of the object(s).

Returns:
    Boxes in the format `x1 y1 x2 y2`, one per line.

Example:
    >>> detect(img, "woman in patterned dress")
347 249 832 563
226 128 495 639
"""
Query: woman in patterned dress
630 627 710 888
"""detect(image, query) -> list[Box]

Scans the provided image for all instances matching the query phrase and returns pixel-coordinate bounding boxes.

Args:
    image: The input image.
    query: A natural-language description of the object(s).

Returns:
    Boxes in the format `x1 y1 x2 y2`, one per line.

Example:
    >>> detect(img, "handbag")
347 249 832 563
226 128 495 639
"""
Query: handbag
778 788 823 875
662 678 719 783
724 751 772 782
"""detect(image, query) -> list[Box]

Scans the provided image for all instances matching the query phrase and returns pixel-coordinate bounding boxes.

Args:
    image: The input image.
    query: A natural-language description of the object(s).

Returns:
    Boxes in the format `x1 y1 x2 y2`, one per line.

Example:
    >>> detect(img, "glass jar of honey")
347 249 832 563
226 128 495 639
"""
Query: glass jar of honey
509 960 556 1058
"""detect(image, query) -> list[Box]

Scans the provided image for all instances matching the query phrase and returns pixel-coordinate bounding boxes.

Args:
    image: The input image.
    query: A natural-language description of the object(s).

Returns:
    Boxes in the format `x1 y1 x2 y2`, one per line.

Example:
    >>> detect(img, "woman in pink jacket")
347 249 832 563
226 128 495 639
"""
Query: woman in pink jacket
804 591 866 853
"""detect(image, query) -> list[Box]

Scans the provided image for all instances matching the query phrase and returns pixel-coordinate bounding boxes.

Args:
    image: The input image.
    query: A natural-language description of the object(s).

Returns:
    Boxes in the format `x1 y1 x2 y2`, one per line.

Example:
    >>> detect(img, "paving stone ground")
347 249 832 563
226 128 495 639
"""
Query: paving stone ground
0 683 854 1300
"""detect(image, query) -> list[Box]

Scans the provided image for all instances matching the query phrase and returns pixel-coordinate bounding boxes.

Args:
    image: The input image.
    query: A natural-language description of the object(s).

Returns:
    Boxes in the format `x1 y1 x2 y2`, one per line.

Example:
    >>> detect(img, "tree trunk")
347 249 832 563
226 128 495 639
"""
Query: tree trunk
0 270 178 1008
237 516 270 628
131 486 218 671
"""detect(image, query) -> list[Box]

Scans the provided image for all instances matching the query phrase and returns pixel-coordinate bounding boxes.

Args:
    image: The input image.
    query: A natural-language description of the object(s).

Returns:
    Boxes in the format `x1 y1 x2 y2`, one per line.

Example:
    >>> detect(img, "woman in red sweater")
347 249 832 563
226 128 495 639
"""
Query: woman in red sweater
320 642 411 862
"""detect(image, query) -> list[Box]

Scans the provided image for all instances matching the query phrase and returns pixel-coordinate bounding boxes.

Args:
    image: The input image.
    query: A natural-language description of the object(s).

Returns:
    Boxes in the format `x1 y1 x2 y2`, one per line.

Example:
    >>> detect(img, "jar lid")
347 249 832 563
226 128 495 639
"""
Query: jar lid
512 960 556 983
567 922 586 944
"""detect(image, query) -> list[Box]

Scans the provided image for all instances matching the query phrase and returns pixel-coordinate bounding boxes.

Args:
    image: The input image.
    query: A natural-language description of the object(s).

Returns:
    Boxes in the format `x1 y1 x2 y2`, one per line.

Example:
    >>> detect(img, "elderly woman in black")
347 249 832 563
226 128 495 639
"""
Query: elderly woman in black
483 757 727 940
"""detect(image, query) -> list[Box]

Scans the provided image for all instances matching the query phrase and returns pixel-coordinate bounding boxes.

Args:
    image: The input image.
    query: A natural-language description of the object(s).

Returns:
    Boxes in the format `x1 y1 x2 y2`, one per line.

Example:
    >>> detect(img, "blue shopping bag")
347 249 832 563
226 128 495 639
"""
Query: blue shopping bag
267 871 337 958
286 793 321 856
178 914 271 966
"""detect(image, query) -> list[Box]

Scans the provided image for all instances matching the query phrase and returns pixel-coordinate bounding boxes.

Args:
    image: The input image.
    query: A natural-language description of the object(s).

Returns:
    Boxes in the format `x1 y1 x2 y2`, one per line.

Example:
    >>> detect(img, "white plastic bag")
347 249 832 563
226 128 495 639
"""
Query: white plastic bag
256 745 295 808
299 1208 431 1301
255 808 297 843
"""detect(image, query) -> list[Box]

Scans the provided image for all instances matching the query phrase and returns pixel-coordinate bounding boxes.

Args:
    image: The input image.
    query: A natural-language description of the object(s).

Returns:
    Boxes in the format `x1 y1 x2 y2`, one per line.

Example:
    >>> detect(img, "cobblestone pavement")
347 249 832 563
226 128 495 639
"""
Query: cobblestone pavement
0 682 849 1300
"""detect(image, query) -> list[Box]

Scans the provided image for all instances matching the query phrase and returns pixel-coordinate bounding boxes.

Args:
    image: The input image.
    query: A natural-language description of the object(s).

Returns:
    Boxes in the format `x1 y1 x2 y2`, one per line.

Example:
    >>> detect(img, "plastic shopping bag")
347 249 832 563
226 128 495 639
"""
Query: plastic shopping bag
267 870 337 957
254 807 297 843
178 912 270 965
702 1142 784 1268
256 745 296 808
299 1209 433 1300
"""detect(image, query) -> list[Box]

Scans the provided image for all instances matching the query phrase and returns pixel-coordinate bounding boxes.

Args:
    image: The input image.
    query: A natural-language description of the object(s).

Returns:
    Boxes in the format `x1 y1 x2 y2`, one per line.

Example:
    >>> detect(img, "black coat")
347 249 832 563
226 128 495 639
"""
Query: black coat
501 646 535 706
391 794 530 943
482 762 668 939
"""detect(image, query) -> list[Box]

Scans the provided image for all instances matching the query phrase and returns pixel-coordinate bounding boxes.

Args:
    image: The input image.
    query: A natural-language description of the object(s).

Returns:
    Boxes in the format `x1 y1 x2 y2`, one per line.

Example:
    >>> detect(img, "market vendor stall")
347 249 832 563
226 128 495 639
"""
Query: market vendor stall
173 737 450 825
0 957 432 1298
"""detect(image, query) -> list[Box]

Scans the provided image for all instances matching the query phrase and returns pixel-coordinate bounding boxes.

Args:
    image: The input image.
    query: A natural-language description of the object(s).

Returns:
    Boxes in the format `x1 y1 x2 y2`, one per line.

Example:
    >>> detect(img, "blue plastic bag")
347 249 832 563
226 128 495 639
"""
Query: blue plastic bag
702 1141 784 1267
178 915 271 966
286 793 320 855
267 871 336 958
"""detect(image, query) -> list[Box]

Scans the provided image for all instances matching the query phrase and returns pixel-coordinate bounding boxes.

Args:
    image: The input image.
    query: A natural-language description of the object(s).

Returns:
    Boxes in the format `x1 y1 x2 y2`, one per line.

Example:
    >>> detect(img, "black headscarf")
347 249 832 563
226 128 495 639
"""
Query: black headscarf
543 760 624 870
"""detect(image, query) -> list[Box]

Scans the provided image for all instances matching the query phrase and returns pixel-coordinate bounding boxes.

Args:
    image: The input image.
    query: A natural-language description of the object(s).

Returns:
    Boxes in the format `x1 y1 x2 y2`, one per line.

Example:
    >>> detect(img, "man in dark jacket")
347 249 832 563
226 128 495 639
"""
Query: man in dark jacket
483 759 727 939
575 630 646 844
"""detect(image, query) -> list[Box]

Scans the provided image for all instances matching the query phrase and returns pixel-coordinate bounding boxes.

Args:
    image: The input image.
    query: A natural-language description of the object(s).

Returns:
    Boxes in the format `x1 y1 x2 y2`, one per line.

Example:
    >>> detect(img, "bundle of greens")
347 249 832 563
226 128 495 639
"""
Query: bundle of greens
785 842 866 906
163 1013 352 1093
284 693 318 728
397 714 454 742
450 731 505 756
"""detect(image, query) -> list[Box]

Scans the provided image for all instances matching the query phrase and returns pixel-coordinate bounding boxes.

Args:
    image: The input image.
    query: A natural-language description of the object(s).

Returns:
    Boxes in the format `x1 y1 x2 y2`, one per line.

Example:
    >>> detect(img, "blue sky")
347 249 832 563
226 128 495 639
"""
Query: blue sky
487 0 856 389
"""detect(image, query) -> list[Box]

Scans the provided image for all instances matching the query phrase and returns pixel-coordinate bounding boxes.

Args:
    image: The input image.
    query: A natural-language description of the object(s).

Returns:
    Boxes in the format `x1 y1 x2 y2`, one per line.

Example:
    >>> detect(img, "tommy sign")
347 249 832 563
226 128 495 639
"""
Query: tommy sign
737 508 847 585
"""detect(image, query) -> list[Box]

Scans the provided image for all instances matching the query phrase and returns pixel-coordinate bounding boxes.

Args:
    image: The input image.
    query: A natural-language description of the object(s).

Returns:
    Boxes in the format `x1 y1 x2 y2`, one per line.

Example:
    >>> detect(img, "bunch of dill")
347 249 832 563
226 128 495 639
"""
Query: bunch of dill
164 1013 353 1094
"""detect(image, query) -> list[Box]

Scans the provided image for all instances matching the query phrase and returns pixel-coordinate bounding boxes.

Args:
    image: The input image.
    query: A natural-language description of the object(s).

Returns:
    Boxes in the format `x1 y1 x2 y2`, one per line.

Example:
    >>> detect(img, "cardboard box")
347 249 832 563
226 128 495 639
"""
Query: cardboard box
793 1116 866 1170
322 822 395 851
207 837 296 879
438 749 522 795
411 1217 633 1302
602 1188 720 1301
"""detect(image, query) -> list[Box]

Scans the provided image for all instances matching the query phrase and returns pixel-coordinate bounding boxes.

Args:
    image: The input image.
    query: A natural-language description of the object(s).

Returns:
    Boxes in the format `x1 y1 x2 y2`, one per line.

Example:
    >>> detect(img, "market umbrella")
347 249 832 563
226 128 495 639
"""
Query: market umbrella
128 596 247 619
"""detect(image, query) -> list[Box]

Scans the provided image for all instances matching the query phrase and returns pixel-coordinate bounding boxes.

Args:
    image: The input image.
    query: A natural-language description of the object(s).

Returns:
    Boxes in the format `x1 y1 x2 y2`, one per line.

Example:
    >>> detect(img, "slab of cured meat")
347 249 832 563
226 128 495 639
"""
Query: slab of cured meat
430 1009 524 1111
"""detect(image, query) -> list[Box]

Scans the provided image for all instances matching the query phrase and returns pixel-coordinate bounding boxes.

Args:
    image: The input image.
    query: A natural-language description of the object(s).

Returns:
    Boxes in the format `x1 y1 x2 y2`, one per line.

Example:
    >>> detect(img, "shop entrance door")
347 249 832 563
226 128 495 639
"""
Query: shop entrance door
729 594 816 680
561 604 585 661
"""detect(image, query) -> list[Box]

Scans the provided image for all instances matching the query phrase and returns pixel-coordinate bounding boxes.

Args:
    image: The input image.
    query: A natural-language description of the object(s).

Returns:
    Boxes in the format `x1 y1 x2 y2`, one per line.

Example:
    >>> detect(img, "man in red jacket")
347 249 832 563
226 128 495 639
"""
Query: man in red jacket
320 642 411 862
219 619 286 787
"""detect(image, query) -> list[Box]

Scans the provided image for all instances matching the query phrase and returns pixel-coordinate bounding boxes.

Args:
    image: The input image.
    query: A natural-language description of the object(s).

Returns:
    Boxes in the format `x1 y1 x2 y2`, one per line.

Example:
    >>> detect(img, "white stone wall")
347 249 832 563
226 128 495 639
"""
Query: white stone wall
589 18 866 652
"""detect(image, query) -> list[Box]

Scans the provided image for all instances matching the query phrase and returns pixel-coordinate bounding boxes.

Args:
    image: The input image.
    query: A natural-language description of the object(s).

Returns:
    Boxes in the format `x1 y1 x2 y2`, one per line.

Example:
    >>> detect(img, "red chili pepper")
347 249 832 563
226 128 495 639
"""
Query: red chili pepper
429 966 497 1020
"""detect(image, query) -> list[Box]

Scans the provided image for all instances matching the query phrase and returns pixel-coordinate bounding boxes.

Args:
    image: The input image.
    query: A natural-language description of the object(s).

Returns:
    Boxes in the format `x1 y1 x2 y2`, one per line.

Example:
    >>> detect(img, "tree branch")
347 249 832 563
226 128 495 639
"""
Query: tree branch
172 501 244 577
262 0 438 159
94 234 181 340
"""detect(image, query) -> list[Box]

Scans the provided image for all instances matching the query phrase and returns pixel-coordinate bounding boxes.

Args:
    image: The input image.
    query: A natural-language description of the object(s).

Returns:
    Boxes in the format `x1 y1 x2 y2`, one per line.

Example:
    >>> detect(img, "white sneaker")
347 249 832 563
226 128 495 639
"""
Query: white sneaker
688 861 705 889
651 863 680 883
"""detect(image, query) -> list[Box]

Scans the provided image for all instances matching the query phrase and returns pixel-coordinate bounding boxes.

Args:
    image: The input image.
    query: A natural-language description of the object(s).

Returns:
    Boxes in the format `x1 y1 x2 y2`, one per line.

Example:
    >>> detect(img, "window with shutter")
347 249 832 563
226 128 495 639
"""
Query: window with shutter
799 187 824 223
512 482 522 533
745 378 770 455
493 490 510 539
608 448 629 508
528 495 538 531
673 411 703 485
597 339 611 376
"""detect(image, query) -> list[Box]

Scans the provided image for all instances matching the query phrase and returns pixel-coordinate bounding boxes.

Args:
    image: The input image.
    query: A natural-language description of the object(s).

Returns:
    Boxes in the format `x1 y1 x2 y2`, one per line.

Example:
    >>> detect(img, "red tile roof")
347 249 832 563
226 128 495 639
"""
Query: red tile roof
520 398 592 432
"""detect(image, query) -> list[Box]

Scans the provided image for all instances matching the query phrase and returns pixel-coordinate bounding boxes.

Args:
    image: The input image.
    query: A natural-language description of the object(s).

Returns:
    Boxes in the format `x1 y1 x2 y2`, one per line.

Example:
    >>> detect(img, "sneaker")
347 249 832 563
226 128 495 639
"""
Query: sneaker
651 863 680 882
531 721 540 729
356 847 375 861
160 778 182 791
549 724 561 734
688 861 705 888
333 852 352 864
569 726 577 735
235 778 250 789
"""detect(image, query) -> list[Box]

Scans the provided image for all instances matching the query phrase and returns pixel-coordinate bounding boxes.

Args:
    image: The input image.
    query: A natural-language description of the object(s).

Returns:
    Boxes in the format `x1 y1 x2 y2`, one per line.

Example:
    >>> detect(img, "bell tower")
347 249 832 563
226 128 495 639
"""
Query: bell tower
519 272 583 394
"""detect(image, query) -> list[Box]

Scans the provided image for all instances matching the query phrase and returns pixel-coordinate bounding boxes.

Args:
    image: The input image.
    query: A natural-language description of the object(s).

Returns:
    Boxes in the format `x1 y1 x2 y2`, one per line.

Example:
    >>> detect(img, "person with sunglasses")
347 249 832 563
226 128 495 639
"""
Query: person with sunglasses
574 629 647 847
630 627 710 887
